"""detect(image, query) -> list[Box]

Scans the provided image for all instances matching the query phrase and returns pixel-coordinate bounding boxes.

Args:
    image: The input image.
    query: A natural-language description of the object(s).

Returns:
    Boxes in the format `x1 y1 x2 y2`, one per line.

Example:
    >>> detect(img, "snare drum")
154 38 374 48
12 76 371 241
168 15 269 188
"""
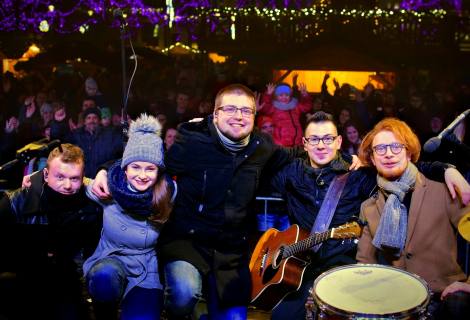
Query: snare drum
306 264 431 319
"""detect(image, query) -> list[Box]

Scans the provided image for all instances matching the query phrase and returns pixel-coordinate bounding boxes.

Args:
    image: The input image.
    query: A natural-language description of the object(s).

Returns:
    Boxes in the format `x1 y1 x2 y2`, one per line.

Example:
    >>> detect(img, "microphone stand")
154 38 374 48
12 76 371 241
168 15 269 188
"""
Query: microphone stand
119 20 128 148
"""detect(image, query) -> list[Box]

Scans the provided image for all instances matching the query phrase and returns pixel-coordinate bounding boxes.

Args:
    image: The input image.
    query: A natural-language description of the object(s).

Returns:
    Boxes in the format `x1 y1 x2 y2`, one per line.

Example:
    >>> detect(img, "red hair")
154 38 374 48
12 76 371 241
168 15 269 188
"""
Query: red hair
358 118 421 169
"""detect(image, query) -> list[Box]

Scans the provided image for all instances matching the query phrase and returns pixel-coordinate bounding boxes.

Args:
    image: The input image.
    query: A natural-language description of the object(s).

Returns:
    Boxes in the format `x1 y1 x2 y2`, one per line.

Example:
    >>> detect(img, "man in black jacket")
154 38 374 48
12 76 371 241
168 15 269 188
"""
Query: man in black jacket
0 143 102 320
268 111 470 320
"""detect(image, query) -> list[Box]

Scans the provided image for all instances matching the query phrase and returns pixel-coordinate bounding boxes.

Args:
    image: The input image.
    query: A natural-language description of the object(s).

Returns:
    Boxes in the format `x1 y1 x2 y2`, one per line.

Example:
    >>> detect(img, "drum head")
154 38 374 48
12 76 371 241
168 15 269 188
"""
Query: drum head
314 265 429 315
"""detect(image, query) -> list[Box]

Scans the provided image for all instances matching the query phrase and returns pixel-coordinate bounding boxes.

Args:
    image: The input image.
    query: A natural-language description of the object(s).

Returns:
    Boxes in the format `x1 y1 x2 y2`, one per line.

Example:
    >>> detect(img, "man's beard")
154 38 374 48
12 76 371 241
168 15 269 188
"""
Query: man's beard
377 166 407 181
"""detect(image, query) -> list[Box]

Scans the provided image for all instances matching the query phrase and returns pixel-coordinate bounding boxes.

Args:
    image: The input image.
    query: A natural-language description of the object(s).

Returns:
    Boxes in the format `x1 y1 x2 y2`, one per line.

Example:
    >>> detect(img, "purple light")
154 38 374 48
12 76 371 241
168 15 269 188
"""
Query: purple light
400 0 462 10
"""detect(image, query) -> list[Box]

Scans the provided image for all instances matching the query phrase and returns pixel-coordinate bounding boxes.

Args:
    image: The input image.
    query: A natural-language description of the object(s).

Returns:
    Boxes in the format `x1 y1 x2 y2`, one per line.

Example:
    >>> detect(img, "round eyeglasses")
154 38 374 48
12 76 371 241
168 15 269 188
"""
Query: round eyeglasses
304 136 338 146
373 143 404 156
216 106 255 117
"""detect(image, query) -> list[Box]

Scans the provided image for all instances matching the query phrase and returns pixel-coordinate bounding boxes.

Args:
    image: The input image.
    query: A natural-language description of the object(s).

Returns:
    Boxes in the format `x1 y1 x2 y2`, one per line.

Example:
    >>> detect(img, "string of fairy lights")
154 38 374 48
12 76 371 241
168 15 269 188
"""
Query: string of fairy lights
0 1 466 38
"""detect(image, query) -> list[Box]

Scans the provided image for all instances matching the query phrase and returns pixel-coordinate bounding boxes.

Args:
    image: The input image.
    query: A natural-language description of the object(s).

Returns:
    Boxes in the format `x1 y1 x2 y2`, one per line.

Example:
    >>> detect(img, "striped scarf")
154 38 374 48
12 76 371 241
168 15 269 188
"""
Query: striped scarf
214 123 250 155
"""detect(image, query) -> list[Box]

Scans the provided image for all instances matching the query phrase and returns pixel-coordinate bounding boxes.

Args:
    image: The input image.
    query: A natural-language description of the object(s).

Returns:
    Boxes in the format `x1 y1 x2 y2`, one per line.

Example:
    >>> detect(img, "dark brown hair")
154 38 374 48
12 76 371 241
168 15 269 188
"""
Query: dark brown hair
148 168 174 224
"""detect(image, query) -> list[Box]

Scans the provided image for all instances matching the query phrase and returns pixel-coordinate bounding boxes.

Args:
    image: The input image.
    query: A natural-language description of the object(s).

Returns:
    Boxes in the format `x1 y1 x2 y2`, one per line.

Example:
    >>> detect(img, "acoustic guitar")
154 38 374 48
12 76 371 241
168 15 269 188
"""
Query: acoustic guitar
249 221 364 311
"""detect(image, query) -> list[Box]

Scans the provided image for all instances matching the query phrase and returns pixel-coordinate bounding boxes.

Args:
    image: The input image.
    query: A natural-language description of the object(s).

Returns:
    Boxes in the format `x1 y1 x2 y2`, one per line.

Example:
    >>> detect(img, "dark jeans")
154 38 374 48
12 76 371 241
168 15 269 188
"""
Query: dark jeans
432 291 470 320
163 260 247 320
0 267 90 320
86 258 164 320
270 254 356 320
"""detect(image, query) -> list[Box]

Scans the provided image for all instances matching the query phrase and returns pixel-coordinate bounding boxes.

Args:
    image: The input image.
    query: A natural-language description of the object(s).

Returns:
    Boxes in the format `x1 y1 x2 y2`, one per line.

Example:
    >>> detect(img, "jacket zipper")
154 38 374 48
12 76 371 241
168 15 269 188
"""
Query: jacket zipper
290 110 296 146
199 171 207 212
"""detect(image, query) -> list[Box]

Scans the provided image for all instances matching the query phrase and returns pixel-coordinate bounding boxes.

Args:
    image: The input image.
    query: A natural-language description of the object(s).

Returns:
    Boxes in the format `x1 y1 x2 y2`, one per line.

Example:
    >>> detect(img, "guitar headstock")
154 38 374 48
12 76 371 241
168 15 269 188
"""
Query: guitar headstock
331 221 365 239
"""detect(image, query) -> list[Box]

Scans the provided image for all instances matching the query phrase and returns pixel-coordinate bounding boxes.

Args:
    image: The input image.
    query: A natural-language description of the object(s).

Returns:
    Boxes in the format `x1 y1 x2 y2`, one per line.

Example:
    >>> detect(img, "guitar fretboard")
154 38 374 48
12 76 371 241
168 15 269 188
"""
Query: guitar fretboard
280 228 332 259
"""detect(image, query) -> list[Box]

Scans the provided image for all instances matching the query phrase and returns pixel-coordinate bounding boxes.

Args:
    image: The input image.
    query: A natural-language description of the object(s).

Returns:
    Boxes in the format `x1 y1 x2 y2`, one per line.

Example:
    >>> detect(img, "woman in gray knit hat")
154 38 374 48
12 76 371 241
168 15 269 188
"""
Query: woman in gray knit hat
83 114 177 320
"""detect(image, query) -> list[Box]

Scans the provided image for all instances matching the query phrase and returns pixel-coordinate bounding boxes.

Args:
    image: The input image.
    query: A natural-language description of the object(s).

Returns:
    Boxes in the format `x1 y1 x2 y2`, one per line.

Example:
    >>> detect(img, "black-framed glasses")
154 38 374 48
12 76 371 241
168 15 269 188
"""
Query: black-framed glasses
304 136 338 146
216 106 256 117
373 143 404 156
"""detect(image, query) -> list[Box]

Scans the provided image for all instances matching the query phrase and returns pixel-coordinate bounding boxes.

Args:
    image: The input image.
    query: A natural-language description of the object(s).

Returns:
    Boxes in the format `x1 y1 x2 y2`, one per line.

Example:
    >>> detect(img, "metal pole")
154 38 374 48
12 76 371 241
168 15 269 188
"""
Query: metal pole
120 24 128 147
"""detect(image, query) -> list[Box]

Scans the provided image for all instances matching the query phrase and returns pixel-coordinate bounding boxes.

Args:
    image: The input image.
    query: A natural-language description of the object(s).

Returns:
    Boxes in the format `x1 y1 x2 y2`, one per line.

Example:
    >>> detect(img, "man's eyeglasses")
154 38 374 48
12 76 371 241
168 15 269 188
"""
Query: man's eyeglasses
304 136 338 146
216 106 255 117
373 143 404 156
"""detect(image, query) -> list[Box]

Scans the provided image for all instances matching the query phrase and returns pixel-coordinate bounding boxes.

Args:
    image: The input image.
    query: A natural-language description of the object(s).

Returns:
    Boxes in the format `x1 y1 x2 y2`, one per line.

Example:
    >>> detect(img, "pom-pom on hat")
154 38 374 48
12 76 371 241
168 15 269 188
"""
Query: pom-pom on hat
122 114 165 169
275 84 291 96
86 77 98 91
257 115 273 128
100 107 111 119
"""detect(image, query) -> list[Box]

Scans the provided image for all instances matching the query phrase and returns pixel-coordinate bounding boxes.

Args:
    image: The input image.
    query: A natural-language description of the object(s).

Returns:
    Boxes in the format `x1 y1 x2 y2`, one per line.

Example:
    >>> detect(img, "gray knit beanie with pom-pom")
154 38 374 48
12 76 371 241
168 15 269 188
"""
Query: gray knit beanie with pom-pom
121 114 165 169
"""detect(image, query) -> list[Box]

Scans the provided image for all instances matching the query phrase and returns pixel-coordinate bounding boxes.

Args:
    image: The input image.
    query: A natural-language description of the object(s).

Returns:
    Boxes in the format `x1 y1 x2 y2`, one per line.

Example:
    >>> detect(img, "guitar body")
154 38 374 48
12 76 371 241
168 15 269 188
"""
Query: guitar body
249 225 312 311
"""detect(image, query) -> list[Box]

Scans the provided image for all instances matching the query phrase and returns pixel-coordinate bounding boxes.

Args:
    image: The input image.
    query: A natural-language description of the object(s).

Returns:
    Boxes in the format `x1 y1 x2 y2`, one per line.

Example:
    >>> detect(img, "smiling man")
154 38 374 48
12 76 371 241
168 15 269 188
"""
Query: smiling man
357 118 470 319
0 144 103 319
266 112 470 320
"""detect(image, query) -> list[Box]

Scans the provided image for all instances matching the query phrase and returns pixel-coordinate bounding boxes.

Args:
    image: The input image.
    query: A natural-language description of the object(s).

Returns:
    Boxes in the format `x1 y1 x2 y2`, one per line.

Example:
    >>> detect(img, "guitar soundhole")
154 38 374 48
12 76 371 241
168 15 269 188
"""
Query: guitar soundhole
261 247 284 285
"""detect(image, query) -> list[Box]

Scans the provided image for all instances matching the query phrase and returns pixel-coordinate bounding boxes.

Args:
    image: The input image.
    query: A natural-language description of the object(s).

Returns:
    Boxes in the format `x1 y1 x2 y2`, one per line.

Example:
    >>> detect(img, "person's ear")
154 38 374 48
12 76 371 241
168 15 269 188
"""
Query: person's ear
43 169 49 182
336 135 342 149
370 154 376 166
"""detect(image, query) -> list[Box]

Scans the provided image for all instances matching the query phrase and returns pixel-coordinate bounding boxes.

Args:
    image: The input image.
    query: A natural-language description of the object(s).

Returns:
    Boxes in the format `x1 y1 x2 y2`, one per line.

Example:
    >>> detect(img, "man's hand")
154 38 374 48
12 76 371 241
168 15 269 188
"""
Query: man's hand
333 78 340 90
55 108 66 122
189 118 203 122
323 72 330 82
253 91 265 111
26 102 36 118
266 83 276 95
299 83 307 95
22 174 32 188
441 281 470 299
69 118 77 131
349 155 362 171
292 72 299 87
445 168 470 205
92 170 111 199
24 95 35 106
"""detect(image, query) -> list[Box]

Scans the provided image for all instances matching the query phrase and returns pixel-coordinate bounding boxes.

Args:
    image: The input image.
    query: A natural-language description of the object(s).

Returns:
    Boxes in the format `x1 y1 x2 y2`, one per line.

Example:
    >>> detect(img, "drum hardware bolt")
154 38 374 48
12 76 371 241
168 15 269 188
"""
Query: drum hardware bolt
345 233 348 236
351 232 355 236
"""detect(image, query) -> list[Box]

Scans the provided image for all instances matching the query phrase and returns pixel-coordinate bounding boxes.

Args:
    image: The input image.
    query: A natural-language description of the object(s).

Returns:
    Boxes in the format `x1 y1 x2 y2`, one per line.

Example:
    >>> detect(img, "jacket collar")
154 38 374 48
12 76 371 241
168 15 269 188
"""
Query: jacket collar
302 150 350 177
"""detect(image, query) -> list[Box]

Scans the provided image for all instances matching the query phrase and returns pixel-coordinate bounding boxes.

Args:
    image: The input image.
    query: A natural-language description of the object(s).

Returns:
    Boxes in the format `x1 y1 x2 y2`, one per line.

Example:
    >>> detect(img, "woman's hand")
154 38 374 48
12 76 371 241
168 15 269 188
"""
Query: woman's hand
26 102 36 118
92 170 111 199
299 83 307 95
254 91 265 111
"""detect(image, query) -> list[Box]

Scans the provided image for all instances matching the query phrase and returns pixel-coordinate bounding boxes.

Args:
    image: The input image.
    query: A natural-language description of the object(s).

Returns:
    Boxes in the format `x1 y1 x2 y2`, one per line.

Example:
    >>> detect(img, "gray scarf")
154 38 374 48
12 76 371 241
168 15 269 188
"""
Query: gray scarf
273 97 298 111
214 123 250 155
372 161 418 256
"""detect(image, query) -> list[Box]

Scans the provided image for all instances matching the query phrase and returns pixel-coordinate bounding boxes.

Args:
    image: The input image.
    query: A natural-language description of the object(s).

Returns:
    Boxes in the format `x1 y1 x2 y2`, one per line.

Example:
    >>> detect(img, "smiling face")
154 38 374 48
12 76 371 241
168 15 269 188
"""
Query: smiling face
346 125 359 143
339 109 350 124
164 128 177 149
44 157 84 194
125 161 158 192
371 130 410 181
304 121 342 168
42 110 53 123
276 93 291 104
213 93 255 142
85 114 99 132
260 121 274 135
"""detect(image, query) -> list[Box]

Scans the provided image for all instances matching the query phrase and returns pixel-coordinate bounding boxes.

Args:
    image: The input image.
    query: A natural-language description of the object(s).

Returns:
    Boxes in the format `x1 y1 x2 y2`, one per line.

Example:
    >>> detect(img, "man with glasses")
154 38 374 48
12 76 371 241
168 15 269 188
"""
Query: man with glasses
267 112 470 320
356 118 470 319
92 84 316 319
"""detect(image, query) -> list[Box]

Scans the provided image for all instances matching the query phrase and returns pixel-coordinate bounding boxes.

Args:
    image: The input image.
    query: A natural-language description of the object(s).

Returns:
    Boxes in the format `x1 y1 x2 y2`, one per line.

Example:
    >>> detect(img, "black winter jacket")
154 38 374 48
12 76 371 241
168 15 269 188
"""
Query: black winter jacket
158 116 303 305
0 172 102 275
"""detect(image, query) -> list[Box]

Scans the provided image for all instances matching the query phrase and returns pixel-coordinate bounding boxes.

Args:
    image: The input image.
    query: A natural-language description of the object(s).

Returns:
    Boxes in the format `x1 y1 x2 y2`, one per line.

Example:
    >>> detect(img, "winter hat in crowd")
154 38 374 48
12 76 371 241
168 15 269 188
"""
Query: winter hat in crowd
121 114 165 169
83 107 102 121
40 103 53 116
257 115 273 128
100 107 111 119
86 77 98 91
275 84 291 96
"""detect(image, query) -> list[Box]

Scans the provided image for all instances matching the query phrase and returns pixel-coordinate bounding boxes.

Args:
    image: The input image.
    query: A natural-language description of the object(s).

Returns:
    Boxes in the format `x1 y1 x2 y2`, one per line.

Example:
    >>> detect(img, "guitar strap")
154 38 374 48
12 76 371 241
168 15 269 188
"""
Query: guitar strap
309 172 350 253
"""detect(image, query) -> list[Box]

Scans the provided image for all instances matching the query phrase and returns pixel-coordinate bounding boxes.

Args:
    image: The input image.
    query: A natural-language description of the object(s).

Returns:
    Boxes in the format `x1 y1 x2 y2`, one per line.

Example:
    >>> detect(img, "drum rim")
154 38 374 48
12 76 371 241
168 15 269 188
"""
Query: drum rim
311 264 431 318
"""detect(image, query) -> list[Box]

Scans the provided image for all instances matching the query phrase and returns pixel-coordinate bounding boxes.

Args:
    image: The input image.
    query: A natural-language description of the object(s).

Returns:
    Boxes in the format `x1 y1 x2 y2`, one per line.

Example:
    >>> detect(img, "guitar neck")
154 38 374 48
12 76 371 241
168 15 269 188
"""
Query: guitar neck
281 228 333 259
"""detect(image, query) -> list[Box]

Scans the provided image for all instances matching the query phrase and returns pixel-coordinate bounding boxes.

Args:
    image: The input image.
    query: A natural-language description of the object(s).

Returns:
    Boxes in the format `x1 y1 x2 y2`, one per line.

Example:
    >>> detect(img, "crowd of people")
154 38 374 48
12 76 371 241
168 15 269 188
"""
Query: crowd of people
1 61 470 320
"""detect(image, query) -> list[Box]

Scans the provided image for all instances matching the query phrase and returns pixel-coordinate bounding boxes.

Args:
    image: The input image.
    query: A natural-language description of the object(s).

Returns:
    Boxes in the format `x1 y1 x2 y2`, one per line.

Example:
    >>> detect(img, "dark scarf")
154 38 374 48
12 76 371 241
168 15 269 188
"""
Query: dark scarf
43 183 83 214
107 160 154 216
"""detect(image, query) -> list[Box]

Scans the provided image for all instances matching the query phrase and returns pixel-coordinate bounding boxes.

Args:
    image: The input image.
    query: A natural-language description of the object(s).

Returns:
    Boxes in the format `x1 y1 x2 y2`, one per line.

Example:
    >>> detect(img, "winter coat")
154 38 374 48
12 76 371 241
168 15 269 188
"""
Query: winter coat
50 121 123 178
357 172 470 294
0 171 102 274
83 178 177 297
266 153 451 265
260 92 312 147
157 115 303 306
